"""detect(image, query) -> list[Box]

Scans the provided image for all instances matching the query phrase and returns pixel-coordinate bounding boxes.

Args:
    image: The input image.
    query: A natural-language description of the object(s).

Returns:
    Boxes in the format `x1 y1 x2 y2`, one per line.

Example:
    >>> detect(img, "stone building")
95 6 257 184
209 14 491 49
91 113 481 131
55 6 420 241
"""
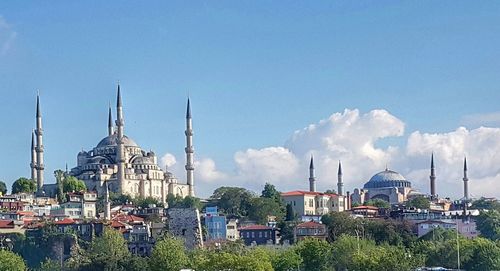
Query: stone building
32 85 196 202
351 168 421 205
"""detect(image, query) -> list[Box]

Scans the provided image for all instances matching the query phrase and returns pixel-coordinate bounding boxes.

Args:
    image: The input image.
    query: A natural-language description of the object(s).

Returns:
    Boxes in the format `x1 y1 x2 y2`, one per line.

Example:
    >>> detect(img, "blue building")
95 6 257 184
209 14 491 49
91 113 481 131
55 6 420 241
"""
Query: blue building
204 207 227 241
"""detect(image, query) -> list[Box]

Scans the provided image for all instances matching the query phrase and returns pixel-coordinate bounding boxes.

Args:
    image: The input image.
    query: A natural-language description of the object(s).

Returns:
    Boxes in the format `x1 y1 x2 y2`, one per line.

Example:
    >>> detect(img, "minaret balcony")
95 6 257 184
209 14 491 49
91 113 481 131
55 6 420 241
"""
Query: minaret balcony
185 147 194 153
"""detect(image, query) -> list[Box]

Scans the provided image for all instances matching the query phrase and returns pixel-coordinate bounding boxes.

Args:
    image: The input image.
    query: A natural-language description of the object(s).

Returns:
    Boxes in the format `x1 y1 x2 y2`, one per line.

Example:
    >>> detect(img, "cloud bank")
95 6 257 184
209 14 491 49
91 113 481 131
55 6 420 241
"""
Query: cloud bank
163 109 500 199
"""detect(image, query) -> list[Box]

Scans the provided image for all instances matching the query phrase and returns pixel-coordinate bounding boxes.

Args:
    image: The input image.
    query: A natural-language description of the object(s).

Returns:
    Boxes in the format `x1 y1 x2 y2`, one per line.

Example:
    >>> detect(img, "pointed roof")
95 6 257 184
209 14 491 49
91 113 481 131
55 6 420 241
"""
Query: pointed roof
186 98 191 119
431 152 435 168
116 84 122 107
309 155 314 169
464 156 467 171
108 104 113 127
36 93 41 118
338 160 342 175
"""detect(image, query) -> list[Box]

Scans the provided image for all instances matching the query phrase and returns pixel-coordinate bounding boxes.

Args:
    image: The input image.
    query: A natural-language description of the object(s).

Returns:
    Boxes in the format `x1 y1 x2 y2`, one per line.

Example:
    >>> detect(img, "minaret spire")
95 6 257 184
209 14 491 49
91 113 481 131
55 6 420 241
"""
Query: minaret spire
463 156 469 200
337 160 344 196
309 155 316 192
115 84 126 194
108 104 114 136
430 153 436 199
35 92 44 193
185 98 195 197
30 130 37 182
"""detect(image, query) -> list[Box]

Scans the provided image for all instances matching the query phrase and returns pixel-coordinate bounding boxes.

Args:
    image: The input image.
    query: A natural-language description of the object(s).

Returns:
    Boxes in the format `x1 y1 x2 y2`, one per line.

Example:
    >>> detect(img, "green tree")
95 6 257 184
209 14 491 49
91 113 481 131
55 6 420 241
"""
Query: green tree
149 235 189 271
295 238 333 271
406 196 430 209
54 170 65 203
261 183 281 203
324 189 336 194
476 210 500 241
11 177 36 194
135 196 163 208
181 196 202 209
83 227 130 270
0 180 7 195
471 197 500 211
364 198 390 208
125 255 150 271
462 237 500 271
210 187 254 217
248 197 285 224
37 258 62 271
321 212 357 242
271 247 302 271
0 249 26 271
110 192 134 205
285 203 295 221
63 176 86 193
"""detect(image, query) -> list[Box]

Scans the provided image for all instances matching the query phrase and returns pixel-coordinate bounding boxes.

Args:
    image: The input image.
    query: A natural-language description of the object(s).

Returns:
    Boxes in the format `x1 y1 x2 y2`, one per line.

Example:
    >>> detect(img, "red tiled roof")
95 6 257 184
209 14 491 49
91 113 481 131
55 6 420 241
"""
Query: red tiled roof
111 220 128 228
352 206 379 210
297 221 324 228
281 190 338 197
54 218 75 225
238 225 272 231
113 214 144 223
17 211 35 216
0 220 14 228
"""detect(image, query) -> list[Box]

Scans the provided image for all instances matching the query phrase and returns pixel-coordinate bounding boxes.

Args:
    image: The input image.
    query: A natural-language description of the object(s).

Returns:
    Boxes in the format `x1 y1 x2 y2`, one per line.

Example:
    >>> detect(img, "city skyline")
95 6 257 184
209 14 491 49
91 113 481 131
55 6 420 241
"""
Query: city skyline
1 2 500 198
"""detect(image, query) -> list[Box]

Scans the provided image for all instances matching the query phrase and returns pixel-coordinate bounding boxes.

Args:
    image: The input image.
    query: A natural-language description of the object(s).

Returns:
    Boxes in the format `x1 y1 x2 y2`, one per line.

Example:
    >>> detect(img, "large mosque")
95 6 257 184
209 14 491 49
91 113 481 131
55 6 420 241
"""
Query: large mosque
30 85 195 202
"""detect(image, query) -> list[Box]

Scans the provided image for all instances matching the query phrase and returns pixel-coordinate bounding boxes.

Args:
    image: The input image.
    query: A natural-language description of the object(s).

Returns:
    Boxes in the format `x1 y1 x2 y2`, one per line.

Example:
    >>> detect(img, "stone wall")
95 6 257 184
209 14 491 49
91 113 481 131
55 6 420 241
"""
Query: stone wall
167 208 203 249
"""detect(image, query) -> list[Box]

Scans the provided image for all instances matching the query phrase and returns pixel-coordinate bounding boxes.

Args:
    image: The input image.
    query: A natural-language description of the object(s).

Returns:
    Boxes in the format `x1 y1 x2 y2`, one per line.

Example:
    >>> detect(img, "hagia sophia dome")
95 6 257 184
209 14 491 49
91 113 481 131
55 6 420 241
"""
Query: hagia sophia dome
363 169 412 189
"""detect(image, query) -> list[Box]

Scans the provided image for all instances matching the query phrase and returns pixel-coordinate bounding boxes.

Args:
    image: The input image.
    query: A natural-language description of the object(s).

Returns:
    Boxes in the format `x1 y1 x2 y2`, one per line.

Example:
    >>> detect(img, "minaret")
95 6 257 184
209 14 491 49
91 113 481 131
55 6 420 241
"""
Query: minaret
337 160 344 196
104 181 111 220
463 156 469 201
108 104 114 136
35 93 44 193
309 155 316 192
30 130 37 182
185 98 195 197
115 84 126 193
430 153 436 198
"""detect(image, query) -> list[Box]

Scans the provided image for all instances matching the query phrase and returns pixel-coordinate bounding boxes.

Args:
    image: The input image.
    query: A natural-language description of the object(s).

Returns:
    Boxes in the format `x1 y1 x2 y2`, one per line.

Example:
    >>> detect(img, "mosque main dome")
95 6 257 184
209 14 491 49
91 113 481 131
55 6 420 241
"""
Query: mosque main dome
96 134 138 148
363 169 411 189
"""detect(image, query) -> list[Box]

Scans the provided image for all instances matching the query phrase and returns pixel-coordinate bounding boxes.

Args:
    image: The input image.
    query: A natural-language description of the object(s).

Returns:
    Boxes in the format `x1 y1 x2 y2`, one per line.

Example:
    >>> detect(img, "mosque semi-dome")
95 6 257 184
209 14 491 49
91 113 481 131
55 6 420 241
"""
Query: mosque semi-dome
363 169 412 189
96 134 138 148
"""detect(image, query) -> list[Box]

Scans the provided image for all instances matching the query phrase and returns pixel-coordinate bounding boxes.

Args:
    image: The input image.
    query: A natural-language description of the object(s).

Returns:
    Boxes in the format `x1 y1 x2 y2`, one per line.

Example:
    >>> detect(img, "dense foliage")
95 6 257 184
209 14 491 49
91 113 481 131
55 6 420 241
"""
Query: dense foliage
0 180 7 195
0 249 26 271
11 177 36 194
62 176 87 193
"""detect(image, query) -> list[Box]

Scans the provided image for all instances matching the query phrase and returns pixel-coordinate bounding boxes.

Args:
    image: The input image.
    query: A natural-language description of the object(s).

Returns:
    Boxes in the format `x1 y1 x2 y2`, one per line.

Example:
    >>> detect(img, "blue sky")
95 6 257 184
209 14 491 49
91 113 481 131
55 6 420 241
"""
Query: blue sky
1 1 499 197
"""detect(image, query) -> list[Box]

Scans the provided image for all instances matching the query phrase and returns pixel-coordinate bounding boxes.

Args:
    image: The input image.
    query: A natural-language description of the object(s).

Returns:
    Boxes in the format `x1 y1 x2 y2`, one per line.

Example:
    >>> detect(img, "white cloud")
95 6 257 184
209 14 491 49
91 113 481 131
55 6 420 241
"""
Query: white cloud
406 127 500 198
194 158 227 183
0 16 17 56
233 147 300 191
160 153 177 169
162 109 500 199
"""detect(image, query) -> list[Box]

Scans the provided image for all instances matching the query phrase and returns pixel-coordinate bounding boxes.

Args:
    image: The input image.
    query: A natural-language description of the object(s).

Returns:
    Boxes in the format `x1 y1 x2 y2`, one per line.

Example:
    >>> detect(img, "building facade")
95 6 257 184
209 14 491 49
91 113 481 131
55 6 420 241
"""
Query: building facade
352 169 421 205
29 85 196 202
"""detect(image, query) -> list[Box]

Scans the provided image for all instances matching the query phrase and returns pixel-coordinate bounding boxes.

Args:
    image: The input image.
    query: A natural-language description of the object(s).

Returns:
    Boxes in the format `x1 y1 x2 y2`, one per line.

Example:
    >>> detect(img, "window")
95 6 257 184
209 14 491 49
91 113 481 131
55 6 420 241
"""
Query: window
309 199 314 207
259 232 262 238
251 232 255 238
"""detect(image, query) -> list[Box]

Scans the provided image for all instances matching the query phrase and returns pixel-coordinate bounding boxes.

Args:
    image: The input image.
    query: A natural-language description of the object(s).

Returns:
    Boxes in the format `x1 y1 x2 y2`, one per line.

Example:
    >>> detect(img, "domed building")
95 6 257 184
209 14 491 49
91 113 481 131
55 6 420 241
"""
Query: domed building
352 168 419 205
67 86 195 202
